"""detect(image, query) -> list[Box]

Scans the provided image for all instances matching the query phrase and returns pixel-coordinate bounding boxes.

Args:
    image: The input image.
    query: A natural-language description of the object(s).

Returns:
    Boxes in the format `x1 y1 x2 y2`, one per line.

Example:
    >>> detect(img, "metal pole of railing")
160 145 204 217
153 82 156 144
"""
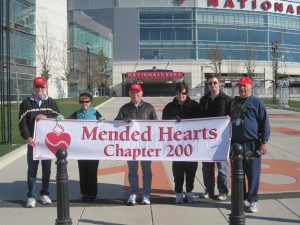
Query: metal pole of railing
55 149 72 225
229 143 246 225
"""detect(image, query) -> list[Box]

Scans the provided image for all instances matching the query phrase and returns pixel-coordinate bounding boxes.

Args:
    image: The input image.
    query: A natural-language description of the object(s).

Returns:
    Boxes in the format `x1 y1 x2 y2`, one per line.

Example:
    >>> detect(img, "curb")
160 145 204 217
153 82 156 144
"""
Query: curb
0 144 27 170
265 104 300 112
94 97 115 110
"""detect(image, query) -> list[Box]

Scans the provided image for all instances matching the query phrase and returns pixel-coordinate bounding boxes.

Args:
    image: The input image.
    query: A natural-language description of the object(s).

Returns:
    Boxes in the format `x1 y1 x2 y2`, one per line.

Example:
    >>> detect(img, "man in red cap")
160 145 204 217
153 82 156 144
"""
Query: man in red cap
229 76 270 213
19 76 64 208
115 83 157 206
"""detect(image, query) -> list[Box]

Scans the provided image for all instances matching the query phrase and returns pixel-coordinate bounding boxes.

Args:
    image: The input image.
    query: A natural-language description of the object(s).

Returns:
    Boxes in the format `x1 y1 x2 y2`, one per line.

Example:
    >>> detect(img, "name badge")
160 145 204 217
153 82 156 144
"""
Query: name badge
235 118 241 126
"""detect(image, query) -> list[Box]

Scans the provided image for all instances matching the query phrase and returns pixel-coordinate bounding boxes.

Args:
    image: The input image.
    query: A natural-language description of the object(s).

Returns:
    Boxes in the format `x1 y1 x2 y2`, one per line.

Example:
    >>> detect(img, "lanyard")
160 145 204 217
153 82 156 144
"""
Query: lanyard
240 96 249 111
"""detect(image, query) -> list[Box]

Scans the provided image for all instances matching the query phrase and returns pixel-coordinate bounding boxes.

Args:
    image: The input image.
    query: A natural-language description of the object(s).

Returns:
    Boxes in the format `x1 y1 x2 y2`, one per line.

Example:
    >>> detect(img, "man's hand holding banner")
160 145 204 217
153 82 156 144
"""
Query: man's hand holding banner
33 117 231 161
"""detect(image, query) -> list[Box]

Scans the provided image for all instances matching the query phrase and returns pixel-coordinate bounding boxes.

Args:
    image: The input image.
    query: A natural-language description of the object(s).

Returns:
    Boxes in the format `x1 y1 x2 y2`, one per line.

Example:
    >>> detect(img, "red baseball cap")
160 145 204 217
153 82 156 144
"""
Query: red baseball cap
237 76 252 86
33 77 46 86
129 83 142 92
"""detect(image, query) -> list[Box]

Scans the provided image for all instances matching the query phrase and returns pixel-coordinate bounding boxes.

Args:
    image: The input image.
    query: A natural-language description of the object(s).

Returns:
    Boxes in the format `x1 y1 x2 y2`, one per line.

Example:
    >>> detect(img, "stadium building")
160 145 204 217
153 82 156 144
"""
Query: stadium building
68 0 300 97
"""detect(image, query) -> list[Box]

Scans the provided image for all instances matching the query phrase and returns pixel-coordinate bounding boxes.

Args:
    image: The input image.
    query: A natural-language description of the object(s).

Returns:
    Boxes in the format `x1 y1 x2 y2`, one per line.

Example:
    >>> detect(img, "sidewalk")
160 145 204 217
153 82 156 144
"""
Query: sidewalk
0 97 300 225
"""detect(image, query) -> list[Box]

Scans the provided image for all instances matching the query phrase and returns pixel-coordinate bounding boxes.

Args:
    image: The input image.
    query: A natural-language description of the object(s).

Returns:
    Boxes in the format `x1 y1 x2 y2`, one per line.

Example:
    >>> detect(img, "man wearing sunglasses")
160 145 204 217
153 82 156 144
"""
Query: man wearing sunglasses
199 74 231 201
19 76 63 208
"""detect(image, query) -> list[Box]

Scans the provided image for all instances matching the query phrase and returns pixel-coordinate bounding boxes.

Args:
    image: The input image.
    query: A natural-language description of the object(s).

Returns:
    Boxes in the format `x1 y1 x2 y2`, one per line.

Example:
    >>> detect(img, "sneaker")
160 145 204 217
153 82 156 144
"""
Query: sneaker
249 201 258 213
217 192 228 201
40 195 52 205
26 197 36 208
127 194 136 206
185 192 196 203
200 192 214 199
142 195 151 205
175 193 184 204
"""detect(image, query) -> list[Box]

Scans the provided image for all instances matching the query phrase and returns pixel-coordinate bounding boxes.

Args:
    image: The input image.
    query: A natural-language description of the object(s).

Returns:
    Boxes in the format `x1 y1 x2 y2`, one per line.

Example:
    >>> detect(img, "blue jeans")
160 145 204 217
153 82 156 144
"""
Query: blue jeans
127 160 152 196
243 153 261 203
202 161 229 194
27 146 51 198
233 140 261 203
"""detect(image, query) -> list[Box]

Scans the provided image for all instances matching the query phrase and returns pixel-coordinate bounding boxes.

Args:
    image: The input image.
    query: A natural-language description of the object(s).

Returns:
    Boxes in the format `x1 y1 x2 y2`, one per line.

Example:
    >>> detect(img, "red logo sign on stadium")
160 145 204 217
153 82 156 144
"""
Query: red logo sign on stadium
177 0 185 5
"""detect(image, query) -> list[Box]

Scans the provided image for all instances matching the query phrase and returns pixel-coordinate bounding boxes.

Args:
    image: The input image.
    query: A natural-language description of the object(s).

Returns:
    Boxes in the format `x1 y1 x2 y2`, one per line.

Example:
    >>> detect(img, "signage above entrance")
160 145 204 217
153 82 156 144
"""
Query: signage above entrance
125 72 184 79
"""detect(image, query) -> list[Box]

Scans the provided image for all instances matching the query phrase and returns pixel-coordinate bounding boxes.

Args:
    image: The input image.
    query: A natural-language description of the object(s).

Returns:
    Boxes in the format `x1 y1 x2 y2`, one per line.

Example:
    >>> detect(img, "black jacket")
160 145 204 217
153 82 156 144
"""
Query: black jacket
115 100 157 120
19 94 61 140
162 96 200 120
199 91 231 118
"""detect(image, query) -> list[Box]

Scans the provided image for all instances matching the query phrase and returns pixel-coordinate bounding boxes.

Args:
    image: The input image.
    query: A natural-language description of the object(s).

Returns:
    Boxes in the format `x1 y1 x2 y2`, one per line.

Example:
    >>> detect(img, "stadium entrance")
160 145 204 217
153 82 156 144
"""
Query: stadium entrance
122 69 184 96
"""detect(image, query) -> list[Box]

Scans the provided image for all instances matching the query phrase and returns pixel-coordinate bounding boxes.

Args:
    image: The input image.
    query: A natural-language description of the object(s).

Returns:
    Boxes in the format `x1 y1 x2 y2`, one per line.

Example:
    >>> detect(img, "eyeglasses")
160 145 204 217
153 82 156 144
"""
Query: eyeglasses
80 101 90 104
208 81 218 86
176 92 187 95
35 85 45 89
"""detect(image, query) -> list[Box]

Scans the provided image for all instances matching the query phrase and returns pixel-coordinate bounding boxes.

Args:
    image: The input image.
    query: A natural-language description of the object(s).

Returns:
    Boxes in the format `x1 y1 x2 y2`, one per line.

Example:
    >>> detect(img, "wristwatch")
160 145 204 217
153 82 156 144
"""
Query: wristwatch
261 140 268 144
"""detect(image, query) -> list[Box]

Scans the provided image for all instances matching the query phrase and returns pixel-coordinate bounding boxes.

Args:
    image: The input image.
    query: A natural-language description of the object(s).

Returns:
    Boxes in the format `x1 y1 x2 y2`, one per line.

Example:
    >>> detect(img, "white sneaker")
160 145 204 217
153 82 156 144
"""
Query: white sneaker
175 193 184 204
127 194 136 206
217 192 228 201
249 201 258 213
200 192 214 199
185 192 196 203
26 197 36 208
142 195 151 205
40 195 52 205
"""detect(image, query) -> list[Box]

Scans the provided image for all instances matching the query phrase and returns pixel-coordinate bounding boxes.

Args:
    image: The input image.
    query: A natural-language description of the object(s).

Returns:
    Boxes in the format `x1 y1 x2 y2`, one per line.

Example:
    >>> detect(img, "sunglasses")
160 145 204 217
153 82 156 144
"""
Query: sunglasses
35 85 45 89
208 81 218 86
176 92 187 95
80 101 90 104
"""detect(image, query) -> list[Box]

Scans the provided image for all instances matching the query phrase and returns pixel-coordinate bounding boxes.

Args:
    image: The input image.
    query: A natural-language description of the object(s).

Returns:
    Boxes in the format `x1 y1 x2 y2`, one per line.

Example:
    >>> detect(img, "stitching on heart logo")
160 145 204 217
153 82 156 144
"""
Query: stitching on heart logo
45 123 71 155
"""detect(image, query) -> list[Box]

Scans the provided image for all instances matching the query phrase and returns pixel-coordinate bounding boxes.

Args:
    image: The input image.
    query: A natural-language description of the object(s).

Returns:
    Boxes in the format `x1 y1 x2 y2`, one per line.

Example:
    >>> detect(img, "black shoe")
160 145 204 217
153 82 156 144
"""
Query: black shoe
88 195 96 201
82 195 89 201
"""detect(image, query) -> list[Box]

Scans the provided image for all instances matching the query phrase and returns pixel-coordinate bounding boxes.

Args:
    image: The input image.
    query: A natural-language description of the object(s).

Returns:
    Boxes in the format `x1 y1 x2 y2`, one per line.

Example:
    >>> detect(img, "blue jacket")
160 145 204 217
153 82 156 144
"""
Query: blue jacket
230 95 270 143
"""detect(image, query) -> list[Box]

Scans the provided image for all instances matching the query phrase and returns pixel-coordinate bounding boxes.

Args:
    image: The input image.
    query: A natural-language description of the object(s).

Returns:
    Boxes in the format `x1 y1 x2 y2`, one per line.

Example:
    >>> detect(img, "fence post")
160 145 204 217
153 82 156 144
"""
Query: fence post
55 149 72 225
229 143 245 225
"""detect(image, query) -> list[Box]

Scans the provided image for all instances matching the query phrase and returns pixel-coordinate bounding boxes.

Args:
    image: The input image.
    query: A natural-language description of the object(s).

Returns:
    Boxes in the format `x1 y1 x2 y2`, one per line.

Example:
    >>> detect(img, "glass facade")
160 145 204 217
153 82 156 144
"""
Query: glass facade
68 22 113 96
70 23 112 58
2 0 36 101
139 7 300 62
10 0 36 67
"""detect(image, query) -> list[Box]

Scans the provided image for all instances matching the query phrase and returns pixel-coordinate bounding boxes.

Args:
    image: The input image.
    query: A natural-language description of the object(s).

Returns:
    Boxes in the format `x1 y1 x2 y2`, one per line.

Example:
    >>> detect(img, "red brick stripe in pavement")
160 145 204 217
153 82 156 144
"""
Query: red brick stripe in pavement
98 162 173 197
269 114 300 119
96 113 300 196
271 127 300 136
98 158 300 196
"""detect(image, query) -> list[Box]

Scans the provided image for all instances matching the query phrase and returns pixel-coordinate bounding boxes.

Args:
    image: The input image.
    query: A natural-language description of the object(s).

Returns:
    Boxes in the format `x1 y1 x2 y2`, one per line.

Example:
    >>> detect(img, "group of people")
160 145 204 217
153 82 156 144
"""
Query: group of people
19 75 270 214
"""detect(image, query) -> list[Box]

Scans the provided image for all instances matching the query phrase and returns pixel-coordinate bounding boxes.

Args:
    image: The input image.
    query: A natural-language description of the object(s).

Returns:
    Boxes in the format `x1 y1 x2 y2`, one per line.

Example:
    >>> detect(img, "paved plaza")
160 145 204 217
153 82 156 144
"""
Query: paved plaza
0 97 300 225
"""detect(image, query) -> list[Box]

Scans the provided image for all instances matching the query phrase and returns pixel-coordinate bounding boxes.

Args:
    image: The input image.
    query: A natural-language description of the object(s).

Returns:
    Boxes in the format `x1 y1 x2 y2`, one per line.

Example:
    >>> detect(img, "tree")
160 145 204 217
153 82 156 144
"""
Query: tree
91 49 111 96
244 45 256 78
227 57 241 96
271 41 281 104
56 35 75 101
36 17 56 92
208 45 222 75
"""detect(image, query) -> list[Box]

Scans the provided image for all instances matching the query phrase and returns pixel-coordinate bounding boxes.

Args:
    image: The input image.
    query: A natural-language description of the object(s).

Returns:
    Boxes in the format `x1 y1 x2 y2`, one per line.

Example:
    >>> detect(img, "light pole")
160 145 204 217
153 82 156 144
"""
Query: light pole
218 61 221 77
271 41 278 104
86 42 91 93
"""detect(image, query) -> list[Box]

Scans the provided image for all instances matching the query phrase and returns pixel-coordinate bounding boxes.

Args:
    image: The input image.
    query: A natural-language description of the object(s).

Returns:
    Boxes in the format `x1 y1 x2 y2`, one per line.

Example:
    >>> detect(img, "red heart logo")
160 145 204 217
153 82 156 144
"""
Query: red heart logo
45 132 71 155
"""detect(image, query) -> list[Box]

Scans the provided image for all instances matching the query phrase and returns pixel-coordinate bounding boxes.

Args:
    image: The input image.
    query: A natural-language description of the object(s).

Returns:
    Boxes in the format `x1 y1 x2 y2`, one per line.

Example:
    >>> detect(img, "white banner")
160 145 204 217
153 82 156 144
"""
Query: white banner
33 117 231 161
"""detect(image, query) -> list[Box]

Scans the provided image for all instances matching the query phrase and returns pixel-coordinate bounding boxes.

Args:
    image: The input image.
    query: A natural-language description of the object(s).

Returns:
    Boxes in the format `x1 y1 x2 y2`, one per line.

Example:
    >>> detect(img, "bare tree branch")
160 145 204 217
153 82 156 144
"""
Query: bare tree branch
208 45 222 74
36 17 56 91
244 44 256 78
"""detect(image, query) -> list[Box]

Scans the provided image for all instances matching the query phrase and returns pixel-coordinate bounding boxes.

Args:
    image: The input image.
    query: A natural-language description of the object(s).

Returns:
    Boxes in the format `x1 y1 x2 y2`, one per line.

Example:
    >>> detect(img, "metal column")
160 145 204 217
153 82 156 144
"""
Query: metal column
0 0 12 144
